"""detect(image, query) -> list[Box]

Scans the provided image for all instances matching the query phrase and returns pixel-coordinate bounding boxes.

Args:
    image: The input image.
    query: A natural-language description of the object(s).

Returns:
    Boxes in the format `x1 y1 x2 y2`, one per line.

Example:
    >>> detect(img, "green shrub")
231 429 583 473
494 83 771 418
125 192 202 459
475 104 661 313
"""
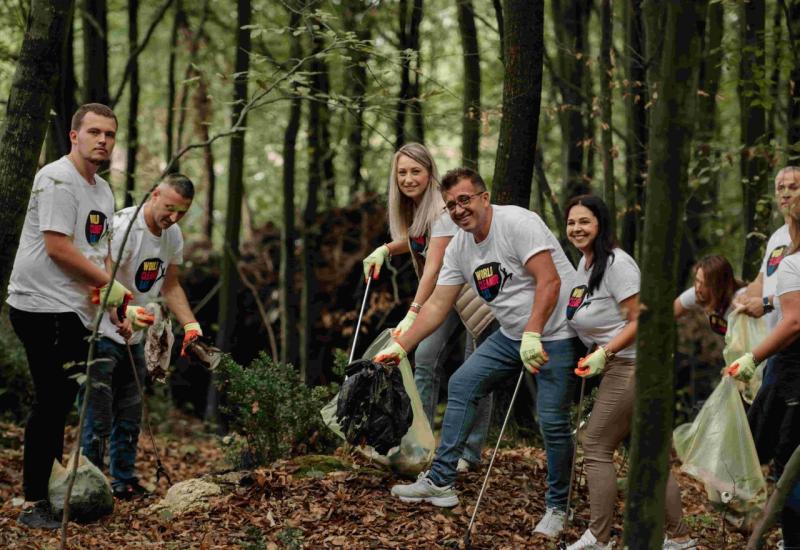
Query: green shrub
217 353 338 468
0 314 32 421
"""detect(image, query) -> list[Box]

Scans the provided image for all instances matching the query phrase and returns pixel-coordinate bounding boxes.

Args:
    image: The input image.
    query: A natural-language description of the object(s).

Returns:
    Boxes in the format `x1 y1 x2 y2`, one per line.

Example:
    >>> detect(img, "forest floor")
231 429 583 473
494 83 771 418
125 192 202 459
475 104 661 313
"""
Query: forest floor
0 411 782 550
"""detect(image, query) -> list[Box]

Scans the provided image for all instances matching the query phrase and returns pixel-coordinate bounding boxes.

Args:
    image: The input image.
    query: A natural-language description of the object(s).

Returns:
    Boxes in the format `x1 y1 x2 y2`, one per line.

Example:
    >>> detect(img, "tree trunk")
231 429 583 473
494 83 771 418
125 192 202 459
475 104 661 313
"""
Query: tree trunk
621 0 647 256
125 0 139 207
599 0 615 235
492 0 504 62
394 0 424 147
491 0 543 208
407 0 424 144
82 0 109 105
747 445 800 549
740 0 770 281
46 5 77 164
194 75 216 241
165 0 185 171
623 2 704 548
767 2 782 143
0 0 73 311
787 0 800 159
457 0 481 171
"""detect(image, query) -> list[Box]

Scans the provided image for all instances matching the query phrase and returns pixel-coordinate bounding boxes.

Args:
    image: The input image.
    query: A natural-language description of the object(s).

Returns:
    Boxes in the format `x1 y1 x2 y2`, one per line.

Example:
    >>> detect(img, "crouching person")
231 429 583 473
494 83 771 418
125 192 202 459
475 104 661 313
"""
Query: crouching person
82 174 203 498
374 167 583 539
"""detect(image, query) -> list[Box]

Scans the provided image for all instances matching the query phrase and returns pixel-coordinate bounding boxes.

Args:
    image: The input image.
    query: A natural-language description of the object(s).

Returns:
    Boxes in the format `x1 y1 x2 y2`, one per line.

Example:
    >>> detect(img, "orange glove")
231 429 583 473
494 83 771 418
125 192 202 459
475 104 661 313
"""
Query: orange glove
181 322 203 357
125 306 155 331
91 280 133 309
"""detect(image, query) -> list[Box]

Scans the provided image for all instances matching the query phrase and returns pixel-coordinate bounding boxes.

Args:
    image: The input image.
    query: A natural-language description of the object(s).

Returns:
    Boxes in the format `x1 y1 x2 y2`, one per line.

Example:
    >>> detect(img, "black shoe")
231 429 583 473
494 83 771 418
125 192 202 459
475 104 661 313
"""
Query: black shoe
112 481 150 500
18 500 61 529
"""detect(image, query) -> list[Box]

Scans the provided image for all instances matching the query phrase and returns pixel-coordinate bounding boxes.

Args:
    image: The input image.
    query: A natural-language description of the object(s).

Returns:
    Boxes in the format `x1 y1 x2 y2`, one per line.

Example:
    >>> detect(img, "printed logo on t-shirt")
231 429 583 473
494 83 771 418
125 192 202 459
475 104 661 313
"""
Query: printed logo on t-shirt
766 245 788 277
473 262 512 302
566 285 590 320
135 257 166 292
85 210 108 245
708 312 728 336
410 235 427 254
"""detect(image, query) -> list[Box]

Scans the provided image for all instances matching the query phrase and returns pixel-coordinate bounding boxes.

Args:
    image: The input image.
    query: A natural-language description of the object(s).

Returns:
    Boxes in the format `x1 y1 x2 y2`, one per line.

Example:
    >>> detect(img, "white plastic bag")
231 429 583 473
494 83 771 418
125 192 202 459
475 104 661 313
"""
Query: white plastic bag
723 311 768 403
321 329 435 476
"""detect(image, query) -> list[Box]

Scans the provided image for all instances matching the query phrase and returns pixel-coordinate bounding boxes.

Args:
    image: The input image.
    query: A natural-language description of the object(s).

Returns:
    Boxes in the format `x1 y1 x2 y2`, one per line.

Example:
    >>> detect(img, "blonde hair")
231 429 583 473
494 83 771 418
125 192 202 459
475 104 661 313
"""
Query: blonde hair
387 143 445 241
775 166 800 188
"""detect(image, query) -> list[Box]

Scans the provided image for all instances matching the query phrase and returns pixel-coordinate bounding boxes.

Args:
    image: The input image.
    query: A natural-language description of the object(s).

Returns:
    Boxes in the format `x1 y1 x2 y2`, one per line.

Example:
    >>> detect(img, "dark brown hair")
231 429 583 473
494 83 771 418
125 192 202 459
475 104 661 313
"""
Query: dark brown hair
71 103 118 131
694 255 745 313
441 167 487 192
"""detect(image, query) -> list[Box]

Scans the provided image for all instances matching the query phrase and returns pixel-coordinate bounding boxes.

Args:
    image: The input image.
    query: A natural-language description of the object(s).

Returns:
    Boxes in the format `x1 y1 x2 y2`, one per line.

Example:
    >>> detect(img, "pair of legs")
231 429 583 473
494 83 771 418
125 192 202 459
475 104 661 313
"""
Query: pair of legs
425 330 582 510
8 308 88 502
414 309 492 465
581 357 687 543
81 337 146 490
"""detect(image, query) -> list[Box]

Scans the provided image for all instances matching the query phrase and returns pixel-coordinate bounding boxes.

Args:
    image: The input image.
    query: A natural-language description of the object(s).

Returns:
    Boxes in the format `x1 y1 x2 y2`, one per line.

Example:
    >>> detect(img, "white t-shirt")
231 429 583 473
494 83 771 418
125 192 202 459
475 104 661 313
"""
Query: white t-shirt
7 156 114 328
567 249 640 359
678 286 745 337
775 250 800 324
760 224 791 331
437 205 576 341
409 211 458 257
99 206 184 345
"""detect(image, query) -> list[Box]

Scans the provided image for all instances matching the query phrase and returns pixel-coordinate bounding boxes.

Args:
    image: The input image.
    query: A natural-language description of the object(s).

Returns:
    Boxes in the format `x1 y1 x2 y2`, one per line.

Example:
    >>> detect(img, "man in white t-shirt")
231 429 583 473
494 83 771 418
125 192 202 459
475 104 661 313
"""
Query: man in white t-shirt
374 168 583 538
6 104 133 529
82 174 203 499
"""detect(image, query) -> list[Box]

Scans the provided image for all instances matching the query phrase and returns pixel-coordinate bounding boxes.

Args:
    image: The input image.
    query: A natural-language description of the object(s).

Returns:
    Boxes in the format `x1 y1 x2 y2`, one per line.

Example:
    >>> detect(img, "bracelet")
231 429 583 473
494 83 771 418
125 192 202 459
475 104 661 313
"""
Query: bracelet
410 302 423 313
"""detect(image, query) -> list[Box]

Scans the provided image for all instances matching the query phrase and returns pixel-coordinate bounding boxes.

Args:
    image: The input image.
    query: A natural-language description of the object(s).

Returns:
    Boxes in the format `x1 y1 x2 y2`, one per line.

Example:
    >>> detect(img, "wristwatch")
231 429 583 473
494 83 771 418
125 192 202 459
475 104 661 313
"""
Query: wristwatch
602 346 616 361
763 296 775 314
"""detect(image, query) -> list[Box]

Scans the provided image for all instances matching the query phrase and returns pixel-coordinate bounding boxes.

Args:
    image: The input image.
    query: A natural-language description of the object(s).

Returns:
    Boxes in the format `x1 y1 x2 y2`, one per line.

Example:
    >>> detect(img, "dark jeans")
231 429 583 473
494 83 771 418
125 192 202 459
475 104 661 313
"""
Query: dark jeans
9 307 89 501
81 337 145 488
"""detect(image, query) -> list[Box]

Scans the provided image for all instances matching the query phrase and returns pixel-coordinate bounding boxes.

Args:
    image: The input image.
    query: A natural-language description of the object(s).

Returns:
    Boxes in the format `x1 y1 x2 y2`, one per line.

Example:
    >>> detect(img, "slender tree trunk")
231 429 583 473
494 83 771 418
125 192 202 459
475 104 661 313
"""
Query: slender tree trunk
492 0 504 62
46 5 76 164
125 0 139 207
165 0 185 171
0 0 73 311
767 2 782 143
747 445 800 549
175 0 210 154
787 0 800 159
623 2 704 548
740 0 770 281
194 76 216 240
407 0 424 144
491 0 543 208
457 0 481 171
599 0 615 235
394 0 423 147
82 0 109 105
621 0 647 256
395 0 409 148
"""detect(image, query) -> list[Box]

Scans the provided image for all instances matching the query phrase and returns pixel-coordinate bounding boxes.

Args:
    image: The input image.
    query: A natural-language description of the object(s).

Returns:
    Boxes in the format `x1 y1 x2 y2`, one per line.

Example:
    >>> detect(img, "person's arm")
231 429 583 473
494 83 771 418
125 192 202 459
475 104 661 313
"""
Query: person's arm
161 265 197 326
605 294 639 355
673 296 687 318
750 290 800 362
412 235 451 305
523 250 560 334
43 231 109 287
385 239 410 257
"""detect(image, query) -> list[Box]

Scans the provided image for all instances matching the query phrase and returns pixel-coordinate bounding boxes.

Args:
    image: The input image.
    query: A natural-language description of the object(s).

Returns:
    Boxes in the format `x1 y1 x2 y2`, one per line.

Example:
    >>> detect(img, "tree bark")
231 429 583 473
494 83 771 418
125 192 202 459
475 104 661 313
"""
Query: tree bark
747 444 800 549
740 0 770 281
490 0 543 208
407 0 424 144
394 0 424 147
787 0 800 159
599 0 615 235
46 5 77 164
165 0 186 172
82 0 109 105
195 75 216 241
457 0 481 171
623 2 704 548
125 0 139 207
0 0 73 311
492 0 504 62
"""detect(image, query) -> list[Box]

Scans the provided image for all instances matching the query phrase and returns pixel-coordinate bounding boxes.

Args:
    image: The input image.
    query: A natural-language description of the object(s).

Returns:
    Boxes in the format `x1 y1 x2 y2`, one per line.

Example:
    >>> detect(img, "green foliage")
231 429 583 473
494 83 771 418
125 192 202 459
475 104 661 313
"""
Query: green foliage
0 314 32 421
217 352 338 468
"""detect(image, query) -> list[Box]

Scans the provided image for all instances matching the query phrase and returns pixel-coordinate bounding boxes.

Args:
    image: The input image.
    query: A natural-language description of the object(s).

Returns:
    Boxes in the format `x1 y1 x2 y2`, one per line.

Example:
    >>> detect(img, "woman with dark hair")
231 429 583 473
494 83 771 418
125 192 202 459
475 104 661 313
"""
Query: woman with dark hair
564 195 694 550
674 255 746 337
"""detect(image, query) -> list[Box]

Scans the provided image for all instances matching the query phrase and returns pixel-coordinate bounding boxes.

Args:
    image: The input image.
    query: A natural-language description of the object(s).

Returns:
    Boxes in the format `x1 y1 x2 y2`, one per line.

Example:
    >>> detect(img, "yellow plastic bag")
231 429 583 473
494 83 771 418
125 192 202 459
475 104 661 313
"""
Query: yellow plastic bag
723 311 768 404
321 329 435 476
673 377 766 512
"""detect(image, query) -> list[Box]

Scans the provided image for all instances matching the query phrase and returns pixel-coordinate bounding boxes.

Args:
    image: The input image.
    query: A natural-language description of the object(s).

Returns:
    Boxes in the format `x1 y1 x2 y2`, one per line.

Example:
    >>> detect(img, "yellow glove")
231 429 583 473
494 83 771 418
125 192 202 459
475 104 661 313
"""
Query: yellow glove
575 347 607 378
725 352 757 382
125 306 155 331
374 341 407 365
91 280 133 308
362 245 390 281
519 332 548 374
392 310 417 338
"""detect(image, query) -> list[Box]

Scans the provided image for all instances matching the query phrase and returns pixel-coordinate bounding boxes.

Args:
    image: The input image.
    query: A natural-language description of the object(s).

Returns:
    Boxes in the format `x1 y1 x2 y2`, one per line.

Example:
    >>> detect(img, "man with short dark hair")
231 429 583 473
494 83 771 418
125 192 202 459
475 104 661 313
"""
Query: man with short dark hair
7 103 132 528
82 174 202 498
376 167 583 539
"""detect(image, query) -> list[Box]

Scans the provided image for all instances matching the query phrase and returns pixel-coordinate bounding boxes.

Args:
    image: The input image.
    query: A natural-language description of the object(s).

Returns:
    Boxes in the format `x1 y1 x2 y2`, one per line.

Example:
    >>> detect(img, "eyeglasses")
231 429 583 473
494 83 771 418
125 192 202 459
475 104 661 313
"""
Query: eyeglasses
443 192 484 212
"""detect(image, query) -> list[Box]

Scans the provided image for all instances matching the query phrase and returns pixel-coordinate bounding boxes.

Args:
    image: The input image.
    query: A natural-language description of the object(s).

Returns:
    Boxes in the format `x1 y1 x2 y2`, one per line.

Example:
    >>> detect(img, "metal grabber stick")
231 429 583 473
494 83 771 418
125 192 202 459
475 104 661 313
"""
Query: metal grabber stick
348 267 374 365
464 368 526 549
558 376 587 550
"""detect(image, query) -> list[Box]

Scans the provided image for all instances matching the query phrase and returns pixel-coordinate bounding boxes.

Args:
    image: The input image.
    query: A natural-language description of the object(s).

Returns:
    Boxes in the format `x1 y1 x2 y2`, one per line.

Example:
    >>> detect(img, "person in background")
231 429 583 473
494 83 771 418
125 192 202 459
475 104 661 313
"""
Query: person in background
563 195 695 550
362 143 493 472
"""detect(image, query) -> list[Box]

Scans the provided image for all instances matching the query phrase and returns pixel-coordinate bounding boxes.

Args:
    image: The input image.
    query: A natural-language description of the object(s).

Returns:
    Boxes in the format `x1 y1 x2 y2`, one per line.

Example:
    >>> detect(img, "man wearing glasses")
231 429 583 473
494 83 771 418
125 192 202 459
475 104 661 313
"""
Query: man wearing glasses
375 167 583 539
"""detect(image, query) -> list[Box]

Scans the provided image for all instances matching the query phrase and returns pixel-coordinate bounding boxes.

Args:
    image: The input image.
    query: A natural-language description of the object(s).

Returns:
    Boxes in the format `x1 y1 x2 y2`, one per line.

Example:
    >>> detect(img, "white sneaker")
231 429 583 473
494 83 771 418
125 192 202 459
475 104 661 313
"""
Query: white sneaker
457 459 471 473
567 529 614 550
663 537 698 550
390 471 459 507
533 507 567 538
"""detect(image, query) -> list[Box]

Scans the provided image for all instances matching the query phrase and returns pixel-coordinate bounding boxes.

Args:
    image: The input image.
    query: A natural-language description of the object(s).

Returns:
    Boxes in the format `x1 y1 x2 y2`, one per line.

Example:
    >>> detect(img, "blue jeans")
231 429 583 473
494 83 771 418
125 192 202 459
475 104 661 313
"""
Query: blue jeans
81 337 146 489
414 309 493 464
427 330 582 510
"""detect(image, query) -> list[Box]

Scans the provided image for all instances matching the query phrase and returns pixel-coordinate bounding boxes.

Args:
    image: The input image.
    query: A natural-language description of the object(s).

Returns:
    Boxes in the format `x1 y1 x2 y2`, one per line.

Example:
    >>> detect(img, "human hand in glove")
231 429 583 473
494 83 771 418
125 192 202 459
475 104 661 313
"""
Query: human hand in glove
373 340 407 365
181 322 203 357
91 280 133 308
519 332 548 374
392 310 417 338
362 245 390 281
725 352 757 381
125 306 155 331
575 347 607 378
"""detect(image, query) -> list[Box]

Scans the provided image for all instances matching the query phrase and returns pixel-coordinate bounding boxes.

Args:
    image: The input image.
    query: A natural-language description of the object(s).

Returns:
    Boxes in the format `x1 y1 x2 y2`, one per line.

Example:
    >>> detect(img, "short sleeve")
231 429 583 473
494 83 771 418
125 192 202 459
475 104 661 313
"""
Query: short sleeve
110 210 137 266
36 174 78 236
605 253 640 303
678 287 699 311
509 210 555 267
437 236 466 286
169 228 184 266
777 253 800 296
431 212 458 238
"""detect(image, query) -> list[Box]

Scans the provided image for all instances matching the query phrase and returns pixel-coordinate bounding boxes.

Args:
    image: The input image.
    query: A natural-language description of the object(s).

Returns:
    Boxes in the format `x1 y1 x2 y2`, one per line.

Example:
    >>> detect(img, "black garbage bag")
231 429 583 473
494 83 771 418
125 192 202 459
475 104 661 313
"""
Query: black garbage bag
335 359 413 454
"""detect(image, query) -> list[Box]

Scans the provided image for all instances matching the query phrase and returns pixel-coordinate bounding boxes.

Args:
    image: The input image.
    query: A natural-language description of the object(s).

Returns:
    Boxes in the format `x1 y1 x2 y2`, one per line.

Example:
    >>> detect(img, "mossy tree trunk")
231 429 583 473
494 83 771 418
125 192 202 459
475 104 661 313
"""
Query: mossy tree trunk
46 5 77 164
82 0 109 105
124 0 139 207
599 0 614 234
457 0 481 171
787 1 800 161
623 1 705 548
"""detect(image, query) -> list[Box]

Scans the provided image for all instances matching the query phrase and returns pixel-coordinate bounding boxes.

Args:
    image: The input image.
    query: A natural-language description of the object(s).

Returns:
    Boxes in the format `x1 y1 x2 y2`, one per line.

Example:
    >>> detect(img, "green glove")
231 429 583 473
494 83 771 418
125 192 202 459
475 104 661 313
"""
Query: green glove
575 347 607 378
374 341 407 365
519 332 548 374
363 245 390 281
392 310 417 338
125 306 156 331
92 280 133 308
726 352 757 382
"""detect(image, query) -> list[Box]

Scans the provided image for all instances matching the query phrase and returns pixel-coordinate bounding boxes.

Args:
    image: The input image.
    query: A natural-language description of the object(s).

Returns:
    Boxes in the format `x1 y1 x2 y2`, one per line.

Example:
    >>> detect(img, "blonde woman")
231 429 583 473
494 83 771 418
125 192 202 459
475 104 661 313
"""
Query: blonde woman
363 143 492 471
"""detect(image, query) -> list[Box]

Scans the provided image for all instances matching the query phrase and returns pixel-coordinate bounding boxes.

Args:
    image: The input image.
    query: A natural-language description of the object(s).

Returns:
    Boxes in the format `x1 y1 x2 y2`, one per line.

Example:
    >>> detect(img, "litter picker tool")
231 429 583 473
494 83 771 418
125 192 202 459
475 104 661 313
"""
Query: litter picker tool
348 267 374 365
463 368 526 549
558 377 587 550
